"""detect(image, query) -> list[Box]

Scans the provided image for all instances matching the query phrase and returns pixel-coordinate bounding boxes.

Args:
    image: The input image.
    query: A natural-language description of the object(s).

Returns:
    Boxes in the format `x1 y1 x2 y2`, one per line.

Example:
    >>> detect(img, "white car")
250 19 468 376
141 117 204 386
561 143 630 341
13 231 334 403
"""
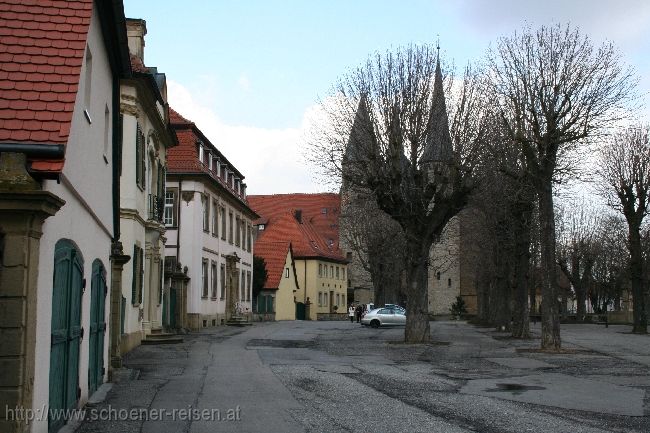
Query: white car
361 307 407 328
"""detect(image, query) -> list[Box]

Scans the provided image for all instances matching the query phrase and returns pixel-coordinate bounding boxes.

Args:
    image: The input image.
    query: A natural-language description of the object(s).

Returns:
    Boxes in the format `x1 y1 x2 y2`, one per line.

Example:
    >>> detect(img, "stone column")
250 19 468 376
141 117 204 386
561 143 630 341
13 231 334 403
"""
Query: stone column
225 253 241 319
108 242 130 373
0 154 65 433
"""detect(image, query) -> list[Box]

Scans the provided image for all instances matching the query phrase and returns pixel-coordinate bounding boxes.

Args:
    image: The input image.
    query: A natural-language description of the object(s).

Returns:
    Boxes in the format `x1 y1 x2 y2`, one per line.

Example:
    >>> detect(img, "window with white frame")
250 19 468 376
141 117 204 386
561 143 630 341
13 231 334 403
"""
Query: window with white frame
202 194 209 232
164 189 177 226
211 261 218 299
202 258 209 298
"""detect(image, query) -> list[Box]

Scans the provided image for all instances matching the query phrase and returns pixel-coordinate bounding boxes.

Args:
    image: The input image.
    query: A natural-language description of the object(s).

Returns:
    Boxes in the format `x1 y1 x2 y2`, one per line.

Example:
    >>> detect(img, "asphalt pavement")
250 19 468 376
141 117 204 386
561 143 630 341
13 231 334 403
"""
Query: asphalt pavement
74 320 650 433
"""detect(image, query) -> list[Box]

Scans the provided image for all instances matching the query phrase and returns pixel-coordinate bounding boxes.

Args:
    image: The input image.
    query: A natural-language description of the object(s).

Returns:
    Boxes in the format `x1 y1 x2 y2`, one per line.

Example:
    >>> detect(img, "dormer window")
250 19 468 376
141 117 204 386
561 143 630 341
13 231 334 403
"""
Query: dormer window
198 145 204 164
258 224 265 231
208 152 212 170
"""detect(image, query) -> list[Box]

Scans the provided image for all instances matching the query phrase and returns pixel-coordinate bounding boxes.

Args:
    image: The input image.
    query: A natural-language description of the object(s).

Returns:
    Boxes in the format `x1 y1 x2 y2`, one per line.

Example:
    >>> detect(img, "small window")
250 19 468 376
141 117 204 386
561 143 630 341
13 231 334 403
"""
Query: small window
318 264 322 277
164 189 177 227
212 199 218 236
220 263 226 299
285 268 289 278
436 272 441 280
336 267 340 280
258 224 265 231
198 145 204 164
202 194 210 232
135 123 145 189
321 207 327 214
211 261 218 299
228 212 233 244
202 259 209 298
448 278 452 287
220 207 226 239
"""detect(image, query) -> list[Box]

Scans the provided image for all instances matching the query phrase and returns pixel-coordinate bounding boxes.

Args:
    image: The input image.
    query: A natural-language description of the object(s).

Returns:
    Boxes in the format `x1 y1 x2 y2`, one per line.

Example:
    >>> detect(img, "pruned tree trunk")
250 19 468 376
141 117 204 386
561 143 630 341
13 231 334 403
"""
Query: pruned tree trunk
629 225 647 334
511 205 532 338
538 184 561 349
404 243 430 342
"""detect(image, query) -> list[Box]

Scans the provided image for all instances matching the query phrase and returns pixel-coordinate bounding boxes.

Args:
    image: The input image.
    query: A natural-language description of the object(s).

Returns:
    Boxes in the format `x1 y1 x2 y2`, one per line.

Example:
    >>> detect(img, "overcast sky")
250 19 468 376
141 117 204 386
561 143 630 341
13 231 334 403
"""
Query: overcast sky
123 0 650 195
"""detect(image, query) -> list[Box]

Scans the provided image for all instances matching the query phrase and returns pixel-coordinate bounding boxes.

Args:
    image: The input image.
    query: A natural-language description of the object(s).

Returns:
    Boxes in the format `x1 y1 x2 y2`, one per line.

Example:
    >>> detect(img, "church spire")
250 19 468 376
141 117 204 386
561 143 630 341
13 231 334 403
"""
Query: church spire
343 92 377 165
421 55 453 164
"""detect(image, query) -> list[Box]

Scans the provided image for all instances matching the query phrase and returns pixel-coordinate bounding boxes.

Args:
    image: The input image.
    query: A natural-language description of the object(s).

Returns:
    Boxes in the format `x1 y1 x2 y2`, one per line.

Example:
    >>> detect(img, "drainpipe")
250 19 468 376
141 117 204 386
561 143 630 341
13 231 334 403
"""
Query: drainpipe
111 73 121 242
0 143 65 158
176 179 182 262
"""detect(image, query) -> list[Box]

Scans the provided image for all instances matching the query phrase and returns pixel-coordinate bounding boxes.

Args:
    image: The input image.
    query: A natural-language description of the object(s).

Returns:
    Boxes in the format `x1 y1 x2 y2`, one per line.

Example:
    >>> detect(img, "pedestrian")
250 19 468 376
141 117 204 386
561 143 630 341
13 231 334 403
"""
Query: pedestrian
348 304 355 323
355 304 363 323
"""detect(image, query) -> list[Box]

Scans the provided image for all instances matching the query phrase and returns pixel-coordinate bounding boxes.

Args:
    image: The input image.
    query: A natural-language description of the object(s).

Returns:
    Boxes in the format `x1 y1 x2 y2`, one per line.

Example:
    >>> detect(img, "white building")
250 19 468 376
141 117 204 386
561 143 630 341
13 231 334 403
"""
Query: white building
164 109 256 330
116 19 176 354
0 1 131 432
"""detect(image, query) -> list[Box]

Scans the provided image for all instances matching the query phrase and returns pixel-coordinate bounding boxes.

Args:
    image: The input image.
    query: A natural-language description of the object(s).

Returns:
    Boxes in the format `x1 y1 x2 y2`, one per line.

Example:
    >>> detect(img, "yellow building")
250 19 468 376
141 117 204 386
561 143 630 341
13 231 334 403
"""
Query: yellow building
249 194 348 320
254 242 300 320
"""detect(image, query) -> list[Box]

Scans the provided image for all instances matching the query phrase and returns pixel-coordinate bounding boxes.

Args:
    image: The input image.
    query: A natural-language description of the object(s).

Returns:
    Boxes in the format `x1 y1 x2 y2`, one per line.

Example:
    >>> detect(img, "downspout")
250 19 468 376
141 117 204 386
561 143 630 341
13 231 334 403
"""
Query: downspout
176 179 181 262
112 73 121 242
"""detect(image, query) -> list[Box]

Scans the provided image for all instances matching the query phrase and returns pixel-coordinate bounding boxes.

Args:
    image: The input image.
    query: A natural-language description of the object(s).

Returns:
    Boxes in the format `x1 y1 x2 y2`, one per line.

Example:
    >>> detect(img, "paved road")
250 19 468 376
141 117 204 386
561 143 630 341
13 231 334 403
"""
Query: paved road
76 321 650 433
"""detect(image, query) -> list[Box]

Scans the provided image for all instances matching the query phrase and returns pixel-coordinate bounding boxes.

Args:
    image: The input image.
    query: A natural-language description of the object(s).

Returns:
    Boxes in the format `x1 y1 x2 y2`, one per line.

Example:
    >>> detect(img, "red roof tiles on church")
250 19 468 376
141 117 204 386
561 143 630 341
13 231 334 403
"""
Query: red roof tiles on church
0 0 93 174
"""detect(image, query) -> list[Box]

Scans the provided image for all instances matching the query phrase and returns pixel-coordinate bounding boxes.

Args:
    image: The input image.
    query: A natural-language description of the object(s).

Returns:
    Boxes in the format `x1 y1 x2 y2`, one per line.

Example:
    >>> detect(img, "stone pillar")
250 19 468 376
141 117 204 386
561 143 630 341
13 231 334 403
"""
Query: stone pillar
0 153 65 433
109 242 130 373
225 252 241 319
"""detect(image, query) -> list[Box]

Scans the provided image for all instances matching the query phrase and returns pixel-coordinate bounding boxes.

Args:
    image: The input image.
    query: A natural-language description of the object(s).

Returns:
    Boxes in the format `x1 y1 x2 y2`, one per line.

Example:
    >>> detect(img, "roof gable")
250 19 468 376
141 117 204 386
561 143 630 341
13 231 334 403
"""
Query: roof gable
254 241 292 289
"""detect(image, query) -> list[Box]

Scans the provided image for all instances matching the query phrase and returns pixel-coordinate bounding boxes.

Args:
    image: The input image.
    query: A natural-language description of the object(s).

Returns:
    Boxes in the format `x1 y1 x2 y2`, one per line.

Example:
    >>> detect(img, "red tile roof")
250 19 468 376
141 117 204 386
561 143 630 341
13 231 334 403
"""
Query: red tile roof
248 193 342 250
254 208 346 263
167 107 253 210
254 241 292 290
0 0 94 174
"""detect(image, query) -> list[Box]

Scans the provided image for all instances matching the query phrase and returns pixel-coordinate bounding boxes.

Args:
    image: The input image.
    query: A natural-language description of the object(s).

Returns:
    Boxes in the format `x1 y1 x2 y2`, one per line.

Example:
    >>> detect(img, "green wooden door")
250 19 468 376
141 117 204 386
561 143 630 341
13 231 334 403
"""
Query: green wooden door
49 240 83 432
295 302 305 320
88 260 106 395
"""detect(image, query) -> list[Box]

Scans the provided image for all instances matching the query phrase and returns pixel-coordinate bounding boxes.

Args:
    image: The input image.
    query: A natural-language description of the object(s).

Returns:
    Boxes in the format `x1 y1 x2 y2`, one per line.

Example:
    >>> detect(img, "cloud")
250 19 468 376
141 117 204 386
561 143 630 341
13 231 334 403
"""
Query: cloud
237 74 251 92
167 79 325 195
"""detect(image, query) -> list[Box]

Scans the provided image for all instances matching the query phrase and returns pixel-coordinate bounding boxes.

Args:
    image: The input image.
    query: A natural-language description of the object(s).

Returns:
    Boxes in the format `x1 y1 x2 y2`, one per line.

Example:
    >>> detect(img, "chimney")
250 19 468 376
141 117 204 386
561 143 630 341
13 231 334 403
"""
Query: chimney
294 209 302 224
126 18 147 61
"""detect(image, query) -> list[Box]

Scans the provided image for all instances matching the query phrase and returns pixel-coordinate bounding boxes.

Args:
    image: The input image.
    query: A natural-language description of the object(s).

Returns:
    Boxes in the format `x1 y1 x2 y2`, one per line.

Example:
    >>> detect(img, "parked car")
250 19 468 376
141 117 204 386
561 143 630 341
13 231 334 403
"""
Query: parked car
384 304 406 313
361 307 406 328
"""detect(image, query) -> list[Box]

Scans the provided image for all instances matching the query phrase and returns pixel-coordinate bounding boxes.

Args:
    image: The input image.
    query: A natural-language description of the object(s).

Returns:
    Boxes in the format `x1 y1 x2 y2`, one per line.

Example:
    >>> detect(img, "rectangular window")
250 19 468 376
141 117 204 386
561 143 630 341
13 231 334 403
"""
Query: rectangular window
220 263 226 299
336 293 340 306
211 261 218 299
164 189 177 227
330 266 334 279
202 259 209 298
135 123 145 189
228 212 233 244
247 225 252 252
198 145 204 164
318 292 322 307
208 152 212 170
202 194 209 232
343 268 346 283
318 264 322 277
212 199 218 236
235 216 241 246
220 207 226 240
285 268 289 278
336 267 340 280
131 244 143 305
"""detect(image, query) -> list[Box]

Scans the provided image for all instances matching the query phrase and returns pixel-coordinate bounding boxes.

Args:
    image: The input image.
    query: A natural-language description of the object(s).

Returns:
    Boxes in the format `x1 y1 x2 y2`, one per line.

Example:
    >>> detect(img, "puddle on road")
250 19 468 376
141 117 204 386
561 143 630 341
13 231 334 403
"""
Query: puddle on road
484 383 546 395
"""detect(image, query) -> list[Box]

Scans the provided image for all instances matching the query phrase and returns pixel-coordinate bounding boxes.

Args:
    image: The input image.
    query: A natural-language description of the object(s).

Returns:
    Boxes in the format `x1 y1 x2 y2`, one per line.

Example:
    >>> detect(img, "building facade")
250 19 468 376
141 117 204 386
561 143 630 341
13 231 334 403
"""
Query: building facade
0 1 131 432
116 19 176 355
249 194 348 320
165 109 256 330
253 241 300 320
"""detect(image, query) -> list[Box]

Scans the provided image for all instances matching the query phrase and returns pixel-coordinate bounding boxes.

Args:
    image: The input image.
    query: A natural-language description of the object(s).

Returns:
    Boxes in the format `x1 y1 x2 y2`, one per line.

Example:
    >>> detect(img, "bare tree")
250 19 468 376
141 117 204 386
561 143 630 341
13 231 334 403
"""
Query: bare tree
596 125 650 333
487 23 637 349
308 45 487 342
556 203 600 320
